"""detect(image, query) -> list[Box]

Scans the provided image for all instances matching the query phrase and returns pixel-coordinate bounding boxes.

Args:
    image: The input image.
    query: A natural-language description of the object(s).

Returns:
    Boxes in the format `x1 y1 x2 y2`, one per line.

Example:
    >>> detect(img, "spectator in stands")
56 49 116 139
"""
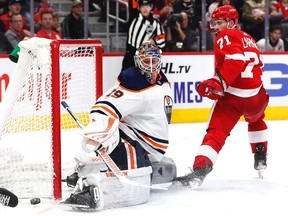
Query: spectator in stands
152 0 174 24
34 0 54 24
61 0 91 39
242 0 280 42
174 0 195 17
274 0 288 23
4 13 32 48
173 0 200 34
52 12 61 36
121 0 165 71
256 24 285 52
166 11 199 51
36 10 61 39
0 0 27 32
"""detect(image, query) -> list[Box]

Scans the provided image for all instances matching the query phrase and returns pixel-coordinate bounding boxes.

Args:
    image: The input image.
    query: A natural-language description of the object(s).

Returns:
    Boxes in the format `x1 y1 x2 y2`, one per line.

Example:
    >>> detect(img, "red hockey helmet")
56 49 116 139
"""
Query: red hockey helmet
211 5 239 25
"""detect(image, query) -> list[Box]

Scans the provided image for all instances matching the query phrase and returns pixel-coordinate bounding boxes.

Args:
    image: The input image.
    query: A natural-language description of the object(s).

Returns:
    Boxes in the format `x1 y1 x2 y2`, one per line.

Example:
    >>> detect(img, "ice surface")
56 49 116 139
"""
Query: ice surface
2 120 288 215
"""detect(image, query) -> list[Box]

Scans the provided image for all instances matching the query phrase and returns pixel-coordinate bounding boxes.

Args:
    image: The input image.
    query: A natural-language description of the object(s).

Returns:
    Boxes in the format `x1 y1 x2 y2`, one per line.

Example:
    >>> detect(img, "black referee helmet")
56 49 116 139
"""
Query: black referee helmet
138 0 153 6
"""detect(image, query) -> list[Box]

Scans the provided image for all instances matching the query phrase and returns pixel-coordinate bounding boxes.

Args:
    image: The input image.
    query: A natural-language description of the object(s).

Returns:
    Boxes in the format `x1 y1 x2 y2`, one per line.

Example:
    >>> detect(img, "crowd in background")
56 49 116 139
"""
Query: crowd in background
0 0 288 54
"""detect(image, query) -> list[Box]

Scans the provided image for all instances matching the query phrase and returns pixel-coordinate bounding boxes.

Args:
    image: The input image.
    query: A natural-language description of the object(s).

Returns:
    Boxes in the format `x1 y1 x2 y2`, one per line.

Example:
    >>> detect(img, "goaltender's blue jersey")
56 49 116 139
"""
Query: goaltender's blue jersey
90 67 173 161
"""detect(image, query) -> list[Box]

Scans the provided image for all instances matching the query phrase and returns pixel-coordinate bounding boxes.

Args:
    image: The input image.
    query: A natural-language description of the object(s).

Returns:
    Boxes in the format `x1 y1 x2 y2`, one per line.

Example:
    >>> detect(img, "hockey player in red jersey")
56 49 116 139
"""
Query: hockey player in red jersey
171 5 269 189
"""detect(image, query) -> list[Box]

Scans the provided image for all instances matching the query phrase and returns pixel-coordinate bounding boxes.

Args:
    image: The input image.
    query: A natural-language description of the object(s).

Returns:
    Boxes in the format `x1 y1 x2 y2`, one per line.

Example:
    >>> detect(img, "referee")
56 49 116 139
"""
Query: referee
121 0 165 72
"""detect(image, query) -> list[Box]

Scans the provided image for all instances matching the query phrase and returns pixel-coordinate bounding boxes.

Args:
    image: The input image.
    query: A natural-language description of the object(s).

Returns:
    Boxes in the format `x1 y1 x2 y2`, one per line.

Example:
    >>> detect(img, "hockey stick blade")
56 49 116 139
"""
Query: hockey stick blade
117 174 167 190
0 188 18 207
61 101 167 191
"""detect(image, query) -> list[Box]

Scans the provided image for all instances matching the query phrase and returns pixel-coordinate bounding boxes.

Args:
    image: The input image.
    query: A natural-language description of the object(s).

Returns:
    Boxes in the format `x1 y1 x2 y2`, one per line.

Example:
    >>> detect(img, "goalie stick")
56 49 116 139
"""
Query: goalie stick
61 101 167 190
0 188 18 207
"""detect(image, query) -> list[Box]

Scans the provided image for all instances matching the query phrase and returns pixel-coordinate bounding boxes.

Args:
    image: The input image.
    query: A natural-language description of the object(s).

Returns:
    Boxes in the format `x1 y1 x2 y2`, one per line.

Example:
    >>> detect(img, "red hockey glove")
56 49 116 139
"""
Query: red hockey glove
197 78 224 100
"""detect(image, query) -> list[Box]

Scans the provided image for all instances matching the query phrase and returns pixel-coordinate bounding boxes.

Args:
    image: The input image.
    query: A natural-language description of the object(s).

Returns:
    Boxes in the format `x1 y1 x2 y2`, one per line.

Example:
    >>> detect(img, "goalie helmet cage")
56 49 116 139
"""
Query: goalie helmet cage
0 38 103 200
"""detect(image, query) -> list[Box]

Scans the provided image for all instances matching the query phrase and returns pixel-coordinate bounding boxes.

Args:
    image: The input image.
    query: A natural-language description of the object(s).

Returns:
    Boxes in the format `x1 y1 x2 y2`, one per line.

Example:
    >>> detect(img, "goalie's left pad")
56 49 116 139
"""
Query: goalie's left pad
81 113 120 154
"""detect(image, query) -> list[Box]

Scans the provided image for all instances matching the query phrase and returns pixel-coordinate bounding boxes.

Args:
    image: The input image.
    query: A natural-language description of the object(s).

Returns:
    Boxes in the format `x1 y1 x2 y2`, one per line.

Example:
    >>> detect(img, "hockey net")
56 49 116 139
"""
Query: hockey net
0 38 103 199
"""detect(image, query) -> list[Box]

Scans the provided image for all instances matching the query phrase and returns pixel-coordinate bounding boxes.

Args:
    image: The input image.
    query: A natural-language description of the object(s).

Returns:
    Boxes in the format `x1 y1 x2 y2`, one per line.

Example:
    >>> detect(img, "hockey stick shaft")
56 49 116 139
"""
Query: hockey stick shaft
61 101 167 190
214 68 225 96
61 101 84 129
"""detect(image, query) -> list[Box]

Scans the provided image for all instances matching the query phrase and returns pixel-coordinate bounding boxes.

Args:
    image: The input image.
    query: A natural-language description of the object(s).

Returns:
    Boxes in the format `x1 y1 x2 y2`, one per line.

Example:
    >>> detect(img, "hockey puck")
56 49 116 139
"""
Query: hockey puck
30 198 41 205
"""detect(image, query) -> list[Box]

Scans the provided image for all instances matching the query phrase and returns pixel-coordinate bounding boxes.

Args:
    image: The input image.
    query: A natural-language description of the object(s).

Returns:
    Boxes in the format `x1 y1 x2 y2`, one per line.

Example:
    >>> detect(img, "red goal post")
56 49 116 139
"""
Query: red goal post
0 38 103 200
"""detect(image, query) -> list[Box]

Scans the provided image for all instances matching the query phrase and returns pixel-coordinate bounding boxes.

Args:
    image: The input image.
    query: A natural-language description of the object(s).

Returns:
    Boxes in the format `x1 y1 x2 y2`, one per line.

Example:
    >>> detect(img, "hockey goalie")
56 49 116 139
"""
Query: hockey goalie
60 41 176 211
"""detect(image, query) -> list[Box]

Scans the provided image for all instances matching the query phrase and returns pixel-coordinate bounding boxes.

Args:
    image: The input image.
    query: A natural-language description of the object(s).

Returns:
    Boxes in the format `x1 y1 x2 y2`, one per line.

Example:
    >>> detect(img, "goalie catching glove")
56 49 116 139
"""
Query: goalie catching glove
81 113 120 154
197 77 225 100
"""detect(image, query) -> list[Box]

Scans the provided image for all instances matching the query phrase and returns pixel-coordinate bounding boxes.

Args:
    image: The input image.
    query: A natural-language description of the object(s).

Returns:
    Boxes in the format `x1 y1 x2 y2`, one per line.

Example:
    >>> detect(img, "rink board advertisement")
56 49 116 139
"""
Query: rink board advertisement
1 53 288 122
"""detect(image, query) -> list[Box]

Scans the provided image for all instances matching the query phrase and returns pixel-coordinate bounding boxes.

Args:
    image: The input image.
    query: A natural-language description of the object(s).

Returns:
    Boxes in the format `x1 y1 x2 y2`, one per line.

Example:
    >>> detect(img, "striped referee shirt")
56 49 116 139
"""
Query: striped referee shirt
127 13 165 49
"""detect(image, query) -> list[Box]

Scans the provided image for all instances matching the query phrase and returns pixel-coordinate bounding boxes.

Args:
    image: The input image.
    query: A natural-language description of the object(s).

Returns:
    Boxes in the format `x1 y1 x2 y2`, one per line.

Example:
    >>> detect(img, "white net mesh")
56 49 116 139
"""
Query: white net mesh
0 38 101 199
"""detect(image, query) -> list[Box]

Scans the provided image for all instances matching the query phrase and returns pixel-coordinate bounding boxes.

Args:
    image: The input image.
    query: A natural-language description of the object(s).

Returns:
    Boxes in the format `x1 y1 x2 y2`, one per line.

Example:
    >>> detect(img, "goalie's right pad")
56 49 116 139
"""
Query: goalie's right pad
81 113 120 154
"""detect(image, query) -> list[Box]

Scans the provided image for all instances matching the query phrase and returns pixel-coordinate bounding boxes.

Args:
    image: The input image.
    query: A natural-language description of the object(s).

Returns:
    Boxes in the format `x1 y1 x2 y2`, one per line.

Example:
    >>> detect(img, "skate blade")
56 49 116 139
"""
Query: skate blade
256 162 266 179
189 179 202 189
258 169 264 179
169 178 202 190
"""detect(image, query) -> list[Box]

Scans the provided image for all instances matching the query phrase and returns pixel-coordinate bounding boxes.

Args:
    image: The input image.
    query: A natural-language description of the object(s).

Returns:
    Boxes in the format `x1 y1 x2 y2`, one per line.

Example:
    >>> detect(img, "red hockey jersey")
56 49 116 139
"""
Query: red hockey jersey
214 29 264 98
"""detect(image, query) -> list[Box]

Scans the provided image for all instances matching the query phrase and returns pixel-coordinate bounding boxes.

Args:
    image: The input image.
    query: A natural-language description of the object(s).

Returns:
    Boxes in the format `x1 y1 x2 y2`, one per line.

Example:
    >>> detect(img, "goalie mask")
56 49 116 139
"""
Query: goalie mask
134 42 162 84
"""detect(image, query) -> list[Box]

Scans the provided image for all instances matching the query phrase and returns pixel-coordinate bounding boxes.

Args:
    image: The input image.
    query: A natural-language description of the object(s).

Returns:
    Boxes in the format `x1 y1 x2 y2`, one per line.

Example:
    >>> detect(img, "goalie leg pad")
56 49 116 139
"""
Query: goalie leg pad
149 155 177 184
61 167 152 211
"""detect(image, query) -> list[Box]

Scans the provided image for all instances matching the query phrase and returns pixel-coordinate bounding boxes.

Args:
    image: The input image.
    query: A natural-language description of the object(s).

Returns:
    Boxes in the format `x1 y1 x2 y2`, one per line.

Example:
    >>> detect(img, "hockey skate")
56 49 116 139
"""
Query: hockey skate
170 164 212 190
60 185 103 211
254 143 267 179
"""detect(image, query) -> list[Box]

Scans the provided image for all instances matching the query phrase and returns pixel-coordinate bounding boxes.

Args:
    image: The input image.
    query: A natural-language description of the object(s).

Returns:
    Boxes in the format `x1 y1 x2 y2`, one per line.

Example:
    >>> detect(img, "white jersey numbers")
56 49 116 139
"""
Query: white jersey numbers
216 35 232 49
241 52 260 78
